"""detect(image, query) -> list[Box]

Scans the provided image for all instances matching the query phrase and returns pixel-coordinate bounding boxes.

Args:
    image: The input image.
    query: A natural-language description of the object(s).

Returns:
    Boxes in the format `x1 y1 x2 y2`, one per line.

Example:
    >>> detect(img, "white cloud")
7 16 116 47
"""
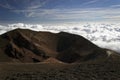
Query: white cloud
110 4 120 8
27 0 49 9
0 3 14 9
0 0 49 10
82 0 100 5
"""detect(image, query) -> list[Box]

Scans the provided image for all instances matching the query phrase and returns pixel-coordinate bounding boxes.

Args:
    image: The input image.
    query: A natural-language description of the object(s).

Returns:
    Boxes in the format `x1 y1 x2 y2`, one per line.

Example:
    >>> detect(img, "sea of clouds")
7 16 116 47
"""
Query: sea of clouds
0 23 120 52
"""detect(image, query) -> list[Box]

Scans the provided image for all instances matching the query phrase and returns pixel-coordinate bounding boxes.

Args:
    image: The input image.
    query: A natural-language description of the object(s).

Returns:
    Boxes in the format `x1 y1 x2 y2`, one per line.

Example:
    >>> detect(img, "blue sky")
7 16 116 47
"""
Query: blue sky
0 0 120 24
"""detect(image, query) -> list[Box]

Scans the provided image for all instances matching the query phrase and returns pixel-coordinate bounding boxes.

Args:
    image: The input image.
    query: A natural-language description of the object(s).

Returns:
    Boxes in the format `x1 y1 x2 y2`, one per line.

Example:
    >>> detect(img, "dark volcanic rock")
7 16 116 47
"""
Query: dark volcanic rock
0 28 119 63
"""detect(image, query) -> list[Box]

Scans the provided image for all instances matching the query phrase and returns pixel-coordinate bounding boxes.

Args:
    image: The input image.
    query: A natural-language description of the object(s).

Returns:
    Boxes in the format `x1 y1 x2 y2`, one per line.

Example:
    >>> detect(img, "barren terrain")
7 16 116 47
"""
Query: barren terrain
0 29 120 80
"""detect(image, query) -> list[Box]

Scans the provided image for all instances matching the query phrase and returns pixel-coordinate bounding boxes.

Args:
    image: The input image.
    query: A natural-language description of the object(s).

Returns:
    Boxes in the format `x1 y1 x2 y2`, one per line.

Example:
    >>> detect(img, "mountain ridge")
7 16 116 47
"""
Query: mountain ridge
0 23 120 52
0 28 119 63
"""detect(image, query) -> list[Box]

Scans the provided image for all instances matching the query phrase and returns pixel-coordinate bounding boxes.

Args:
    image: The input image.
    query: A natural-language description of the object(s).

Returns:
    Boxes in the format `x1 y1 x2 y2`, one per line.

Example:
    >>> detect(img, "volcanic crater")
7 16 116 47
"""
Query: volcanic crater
0 28 119 63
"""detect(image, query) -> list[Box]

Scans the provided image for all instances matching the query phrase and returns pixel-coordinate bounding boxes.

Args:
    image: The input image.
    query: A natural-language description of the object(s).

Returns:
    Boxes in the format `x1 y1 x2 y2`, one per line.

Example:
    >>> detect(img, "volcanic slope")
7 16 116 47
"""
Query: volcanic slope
0 28 119 63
